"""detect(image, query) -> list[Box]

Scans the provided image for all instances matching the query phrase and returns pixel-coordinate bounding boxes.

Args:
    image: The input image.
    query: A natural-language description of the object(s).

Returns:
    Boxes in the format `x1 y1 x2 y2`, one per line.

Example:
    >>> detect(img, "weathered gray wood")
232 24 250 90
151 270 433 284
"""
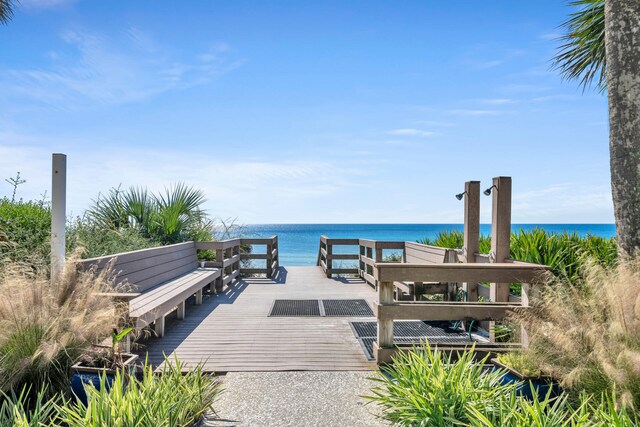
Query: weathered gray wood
377 281 395 349
375 301 521 321
327 254 359 260
139 266 375 372
490 176 512 303
374 263 547 284
463 181 480 302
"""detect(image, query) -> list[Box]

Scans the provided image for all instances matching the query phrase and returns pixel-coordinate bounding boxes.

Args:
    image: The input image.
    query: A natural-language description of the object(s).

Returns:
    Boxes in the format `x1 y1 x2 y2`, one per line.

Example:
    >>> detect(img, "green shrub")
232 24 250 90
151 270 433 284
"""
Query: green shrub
0 197 51 270
419 229 617 284
365 344 514 426
56 356 221 427
66 217 159 259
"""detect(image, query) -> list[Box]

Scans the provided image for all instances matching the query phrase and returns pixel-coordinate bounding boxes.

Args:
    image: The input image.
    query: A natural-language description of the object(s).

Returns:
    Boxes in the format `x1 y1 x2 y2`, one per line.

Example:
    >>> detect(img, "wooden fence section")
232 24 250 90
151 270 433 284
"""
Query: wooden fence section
372 261 548 363
317 235 360 277
195 235 279 290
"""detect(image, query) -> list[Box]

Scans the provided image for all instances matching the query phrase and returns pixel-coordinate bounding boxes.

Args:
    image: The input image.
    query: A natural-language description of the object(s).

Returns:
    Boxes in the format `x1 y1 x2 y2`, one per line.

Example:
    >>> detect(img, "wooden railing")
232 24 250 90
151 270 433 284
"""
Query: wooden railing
317 236 360 277
195 235 279 290
358 239 405 288
372 261 548 363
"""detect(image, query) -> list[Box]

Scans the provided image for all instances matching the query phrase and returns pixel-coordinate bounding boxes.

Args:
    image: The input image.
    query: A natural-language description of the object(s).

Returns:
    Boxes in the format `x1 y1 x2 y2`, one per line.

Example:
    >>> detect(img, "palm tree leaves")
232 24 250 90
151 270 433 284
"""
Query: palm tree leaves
0 0 16 25
87 183 210 244
554 0 606 92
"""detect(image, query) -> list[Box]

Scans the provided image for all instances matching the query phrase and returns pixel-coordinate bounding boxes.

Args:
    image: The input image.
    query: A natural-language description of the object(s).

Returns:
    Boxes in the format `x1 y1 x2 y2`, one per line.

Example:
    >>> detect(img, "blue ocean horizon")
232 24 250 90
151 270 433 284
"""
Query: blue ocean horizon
243 224 616 266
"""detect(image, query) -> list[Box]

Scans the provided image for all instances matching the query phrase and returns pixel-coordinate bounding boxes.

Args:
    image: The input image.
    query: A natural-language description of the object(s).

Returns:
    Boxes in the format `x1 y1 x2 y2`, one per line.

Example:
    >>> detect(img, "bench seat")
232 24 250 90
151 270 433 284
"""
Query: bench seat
130 268 220 327
78 242 223 341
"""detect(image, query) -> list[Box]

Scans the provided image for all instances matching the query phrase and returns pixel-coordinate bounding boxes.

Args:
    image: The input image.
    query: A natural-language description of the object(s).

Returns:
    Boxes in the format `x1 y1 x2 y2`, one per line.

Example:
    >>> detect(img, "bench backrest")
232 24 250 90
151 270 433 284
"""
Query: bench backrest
77 242 198 293
404 242 458 265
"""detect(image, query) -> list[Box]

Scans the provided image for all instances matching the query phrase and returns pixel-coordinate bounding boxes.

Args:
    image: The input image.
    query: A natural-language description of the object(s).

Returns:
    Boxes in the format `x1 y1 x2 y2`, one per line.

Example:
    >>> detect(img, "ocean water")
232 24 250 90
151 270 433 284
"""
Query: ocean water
242 224 617 266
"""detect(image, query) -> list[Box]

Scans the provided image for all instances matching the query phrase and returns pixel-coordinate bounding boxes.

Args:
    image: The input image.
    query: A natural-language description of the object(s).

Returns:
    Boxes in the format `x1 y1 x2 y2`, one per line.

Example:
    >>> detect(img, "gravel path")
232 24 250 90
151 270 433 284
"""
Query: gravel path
202 371 390 427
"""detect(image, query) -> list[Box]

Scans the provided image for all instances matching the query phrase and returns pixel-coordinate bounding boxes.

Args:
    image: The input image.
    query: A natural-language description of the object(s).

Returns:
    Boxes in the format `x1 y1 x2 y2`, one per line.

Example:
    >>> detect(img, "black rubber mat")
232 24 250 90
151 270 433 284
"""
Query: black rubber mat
322 299 373 317
351 321 474 360
351 321 464 338
269 300 321 317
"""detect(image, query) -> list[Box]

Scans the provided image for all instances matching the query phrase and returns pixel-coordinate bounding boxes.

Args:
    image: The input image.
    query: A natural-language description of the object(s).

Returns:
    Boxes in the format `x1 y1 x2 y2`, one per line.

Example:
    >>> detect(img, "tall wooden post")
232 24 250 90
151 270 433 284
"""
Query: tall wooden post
489 176 512 341
489 176 512 301
51 153 67 286
462 181 480 302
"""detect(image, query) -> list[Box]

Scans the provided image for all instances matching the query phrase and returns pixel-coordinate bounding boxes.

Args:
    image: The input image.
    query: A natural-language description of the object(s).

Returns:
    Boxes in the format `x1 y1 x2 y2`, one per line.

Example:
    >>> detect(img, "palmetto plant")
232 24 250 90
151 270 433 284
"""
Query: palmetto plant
88 183 210 244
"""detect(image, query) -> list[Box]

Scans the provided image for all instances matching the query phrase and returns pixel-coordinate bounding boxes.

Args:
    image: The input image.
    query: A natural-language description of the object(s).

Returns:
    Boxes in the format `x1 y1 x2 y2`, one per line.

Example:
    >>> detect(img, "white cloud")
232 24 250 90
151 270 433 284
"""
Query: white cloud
0 137 375 222
447 109 505 116
479 98 516 105
387 128 434 138
2 29 241 108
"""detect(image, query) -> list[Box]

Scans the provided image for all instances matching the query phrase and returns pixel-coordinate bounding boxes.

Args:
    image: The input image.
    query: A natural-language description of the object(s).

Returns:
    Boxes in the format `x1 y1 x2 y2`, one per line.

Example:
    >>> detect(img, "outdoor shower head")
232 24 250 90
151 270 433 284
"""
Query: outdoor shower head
483 185 496 196
455 192 466 200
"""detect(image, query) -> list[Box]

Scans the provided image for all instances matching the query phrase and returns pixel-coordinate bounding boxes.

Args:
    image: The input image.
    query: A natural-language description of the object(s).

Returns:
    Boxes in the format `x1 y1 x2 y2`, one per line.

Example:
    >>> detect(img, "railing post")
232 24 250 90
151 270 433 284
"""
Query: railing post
359 243 365 278
326 240 333 278
267 241 273 278
462 180 480 302
272 235 279 272
215 247 224 292
377 280 394 356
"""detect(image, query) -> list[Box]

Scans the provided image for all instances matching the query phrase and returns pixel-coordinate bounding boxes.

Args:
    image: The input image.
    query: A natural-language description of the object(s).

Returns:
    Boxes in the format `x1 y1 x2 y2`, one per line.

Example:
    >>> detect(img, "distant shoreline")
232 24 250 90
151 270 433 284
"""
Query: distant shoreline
242 224 616 266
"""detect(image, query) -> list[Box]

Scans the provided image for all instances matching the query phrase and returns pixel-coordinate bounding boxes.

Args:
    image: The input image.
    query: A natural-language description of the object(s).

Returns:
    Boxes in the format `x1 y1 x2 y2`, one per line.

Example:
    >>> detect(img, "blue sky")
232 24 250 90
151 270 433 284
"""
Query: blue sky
0 1 611 224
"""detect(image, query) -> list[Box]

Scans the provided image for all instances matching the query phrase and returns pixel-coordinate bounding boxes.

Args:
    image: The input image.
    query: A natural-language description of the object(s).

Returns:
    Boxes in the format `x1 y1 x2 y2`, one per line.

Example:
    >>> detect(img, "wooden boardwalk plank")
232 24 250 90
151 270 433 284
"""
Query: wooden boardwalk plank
137 266 377 372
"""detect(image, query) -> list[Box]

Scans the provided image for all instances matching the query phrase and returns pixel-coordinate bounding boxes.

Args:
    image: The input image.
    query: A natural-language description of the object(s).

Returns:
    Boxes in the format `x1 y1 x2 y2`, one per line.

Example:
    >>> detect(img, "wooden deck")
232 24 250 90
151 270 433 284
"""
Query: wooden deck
139 266 377 372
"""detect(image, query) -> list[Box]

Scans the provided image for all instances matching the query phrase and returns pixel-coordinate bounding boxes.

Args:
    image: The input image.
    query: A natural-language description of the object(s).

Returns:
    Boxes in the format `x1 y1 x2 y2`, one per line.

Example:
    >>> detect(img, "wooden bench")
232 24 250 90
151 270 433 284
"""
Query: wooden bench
78 242 222 338
396 242 458 301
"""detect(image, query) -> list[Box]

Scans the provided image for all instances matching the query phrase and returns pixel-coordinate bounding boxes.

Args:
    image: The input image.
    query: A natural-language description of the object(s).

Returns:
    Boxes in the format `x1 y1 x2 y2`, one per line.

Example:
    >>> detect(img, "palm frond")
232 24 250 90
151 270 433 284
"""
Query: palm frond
0 0 17 25
553 0 606 92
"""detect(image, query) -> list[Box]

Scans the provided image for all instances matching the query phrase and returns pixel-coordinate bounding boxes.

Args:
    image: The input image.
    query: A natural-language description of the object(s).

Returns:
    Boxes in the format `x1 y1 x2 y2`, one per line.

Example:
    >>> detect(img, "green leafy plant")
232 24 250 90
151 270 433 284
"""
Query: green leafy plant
56 356 221 427
365 344 515 426
0 387 57 427
87 183 212 245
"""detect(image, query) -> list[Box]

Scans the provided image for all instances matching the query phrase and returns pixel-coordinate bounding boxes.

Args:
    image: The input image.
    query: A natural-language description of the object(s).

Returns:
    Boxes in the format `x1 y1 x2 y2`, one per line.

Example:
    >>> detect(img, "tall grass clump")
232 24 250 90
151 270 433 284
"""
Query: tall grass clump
514 260 640 409
365 344 514 426
0 256 119 399
56 357 221 427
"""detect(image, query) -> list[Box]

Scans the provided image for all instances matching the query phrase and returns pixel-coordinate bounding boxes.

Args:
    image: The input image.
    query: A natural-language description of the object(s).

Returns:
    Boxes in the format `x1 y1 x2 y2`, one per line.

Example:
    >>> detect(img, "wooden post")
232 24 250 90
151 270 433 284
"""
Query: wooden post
51 153 67 286
489 176 512 341
489 176 512 301
267 242 273 278
326 241 333 278
462 181 480 302
377 281 394 350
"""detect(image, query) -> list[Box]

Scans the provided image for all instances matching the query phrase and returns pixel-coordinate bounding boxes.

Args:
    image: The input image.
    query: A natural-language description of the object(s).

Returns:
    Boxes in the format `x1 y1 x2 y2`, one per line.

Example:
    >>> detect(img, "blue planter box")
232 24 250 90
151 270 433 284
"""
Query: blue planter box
71 353 138 405
492 358 560 401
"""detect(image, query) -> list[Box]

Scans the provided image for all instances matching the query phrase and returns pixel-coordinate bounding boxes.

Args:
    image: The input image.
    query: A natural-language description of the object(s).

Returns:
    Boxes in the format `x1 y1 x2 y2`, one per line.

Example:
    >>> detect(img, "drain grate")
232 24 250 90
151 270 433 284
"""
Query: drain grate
322 299 373 317
269 300 321 317
351 321 474 360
